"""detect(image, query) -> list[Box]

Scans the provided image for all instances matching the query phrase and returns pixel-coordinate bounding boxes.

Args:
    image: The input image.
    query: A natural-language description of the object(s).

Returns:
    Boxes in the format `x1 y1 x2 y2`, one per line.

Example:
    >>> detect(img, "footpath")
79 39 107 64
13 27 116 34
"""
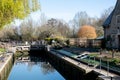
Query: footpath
51 49 120 80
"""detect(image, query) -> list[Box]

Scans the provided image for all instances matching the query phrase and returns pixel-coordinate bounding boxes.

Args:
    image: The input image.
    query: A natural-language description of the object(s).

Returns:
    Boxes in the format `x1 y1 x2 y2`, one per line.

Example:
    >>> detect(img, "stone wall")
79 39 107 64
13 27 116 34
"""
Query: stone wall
46 51 101 80
0 54 13 80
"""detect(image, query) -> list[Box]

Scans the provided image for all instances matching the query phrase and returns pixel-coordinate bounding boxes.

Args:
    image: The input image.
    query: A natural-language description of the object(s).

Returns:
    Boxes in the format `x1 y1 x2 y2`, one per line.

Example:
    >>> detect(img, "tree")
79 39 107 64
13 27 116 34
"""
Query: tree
90 17 104 37
0 25 19 40
68 20 77 38
99 7 114 26
20 18 36 41
32 0 40 11
37 23 61 39
69 7 113 38
0 0 25 28
69 11 91 38
0 0 40 28
78 25 97 39
38 18 70 39
73 11 90 27
47 19 71 38
91 7 113 37
37 13 47 26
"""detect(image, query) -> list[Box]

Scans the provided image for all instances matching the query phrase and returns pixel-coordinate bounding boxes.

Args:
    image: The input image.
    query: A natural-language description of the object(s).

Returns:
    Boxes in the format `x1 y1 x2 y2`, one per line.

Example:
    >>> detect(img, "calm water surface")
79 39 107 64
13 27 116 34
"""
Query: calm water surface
8 58 65 80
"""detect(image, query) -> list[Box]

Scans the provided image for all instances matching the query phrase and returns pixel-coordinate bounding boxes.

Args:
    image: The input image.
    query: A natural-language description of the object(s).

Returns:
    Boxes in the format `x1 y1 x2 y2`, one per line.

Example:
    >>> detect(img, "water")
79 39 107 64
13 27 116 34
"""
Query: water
8 58 65 80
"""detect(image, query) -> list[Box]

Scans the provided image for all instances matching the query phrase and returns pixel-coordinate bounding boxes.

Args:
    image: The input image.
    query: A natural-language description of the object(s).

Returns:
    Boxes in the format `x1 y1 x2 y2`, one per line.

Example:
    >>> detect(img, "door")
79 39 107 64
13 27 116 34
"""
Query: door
118 35 120 48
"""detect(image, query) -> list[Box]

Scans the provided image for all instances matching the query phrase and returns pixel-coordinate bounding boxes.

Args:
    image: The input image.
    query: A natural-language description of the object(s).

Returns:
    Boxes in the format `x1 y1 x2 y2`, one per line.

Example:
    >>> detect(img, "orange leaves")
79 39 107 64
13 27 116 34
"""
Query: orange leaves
78 25 97 39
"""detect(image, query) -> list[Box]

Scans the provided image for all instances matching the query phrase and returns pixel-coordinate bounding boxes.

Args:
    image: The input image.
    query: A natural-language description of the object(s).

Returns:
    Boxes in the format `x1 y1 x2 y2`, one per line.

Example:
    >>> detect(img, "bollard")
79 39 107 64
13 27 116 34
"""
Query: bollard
47 45 50 51
111 77 112 80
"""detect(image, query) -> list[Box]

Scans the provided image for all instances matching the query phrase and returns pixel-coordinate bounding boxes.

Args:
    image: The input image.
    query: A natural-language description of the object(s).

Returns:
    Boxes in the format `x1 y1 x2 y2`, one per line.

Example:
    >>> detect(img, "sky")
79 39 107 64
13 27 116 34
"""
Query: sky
38 0 117 22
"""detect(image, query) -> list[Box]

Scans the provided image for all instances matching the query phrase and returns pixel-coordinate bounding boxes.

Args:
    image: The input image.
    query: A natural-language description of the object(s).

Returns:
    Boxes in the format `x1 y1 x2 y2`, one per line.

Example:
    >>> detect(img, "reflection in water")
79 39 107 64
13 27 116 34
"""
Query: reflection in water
41 62 55 75
8 57 65 80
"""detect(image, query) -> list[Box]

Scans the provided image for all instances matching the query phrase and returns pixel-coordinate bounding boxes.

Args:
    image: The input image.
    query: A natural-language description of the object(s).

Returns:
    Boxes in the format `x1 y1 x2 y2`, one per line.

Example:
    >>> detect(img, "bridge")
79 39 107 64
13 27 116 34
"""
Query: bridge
16 45 30 51
6 44 46 53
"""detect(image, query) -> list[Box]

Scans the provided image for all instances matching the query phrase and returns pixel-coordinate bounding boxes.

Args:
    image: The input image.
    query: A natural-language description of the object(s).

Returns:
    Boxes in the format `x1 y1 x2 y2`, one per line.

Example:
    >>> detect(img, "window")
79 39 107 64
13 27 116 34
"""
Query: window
106 35 111 41
116 15 120 23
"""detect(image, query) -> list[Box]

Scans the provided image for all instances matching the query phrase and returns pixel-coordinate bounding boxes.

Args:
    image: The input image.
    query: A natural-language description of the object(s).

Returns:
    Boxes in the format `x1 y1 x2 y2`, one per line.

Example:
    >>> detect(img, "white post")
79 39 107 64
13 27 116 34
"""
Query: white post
94 57 95 68
100 57 101 72
47 45 50 51
107 60 109 76
88 57 90 66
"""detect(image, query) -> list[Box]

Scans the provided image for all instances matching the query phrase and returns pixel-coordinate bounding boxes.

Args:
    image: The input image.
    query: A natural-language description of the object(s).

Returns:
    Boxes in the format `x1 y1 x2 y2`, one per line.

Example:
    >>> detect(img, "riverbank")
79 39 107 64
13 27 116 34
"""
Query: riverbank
48 48 119 80
0 54 13 80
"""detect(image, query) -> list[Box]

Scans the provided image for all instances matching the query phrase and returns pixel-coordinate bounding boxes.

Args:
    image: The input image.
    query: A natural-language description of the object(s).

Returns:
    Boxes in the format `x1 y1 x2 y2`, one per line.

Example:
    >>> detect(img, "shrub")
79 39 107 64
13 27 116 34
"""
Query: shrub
78 25 97 39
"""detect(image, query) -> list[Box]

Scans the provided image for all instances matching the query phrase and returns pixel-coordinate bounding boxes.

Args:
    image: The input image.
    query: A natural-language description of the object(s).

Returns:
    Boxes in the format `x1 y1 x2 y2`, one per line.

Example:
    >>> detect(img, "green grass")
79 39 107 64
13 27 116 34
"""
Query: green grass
88 53 98 57
82 58 100 66
0 48 5 52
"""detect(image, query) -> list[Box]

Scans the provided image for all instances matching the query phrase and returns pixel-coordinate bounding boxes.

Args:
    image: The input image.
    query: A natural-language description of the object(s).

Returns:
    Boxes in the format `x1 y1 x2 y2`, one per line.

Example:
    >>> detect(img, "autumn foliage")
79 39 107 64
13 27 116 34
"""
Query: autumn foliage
78 25 97 39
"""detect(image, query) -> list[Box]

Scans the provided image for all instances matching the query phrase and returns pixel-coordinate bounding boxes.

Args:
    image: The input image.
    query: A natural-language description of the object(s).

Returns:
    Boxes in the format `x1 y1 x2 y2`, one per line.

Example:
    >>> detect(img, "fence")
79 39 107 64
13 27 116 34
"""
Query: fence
69 38 102 48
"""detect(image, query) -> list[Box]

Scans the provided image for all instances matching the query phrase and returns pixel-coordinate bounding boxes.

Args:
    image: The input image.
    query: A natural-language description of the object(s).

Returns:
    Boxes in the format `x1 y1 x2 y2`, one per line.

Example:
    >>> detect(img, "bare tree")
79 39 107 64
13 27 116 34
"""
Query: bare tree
0 24 20 41
37 13 47 26
36 18 71 39
20 18 35 41
69 11 90 38
92 7 114 37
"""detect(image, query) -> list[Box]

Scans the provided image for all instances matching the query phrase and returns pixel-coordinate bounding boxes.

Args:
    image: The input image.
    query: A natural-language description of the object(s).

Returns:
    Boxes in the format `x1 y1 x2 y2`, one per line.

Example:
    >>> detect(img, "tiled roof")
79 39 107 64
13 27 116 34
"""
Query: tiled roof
103 10 114 28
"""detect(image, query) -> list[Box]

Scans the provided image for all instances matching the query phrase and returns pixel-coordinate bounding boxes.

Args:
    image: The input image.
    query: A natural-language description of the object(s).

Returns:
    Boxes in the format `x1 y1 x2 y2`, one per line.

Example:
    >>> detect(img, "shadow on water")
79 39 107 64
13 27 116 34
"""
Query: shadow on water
28 50 78 80
25 50 56 75
8 50 65 80
28 50 67 79
28 50 98 80
19 49 99 80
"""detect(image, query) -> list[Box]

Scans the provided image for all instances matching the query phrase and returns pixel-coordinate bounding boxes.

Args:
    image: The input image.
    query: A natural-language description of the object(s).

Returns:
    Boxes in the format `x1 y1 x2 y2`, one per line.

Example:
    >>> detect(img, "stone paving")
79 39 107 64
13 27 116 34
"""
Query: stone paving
0 55 6 69
0 54 12 72
50 49 119 78
63 47 99 55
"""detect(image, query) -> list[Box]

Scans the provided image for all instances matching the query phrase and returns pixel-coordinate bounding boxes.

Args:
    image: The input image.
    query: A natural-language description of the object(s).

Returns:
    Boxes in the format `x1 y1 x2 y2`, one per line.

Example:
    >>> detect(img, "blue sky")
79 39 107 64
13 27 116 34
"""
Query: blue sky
38 0 117 22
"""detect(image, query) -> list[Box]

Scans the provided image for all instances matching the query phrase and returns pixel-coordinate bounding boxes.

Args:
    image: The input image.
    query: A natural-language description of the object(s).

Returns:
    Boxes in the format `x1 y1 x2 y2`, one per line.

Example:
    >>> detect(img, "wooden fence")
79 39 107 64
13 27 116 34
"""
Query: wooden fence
69 38 102 48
